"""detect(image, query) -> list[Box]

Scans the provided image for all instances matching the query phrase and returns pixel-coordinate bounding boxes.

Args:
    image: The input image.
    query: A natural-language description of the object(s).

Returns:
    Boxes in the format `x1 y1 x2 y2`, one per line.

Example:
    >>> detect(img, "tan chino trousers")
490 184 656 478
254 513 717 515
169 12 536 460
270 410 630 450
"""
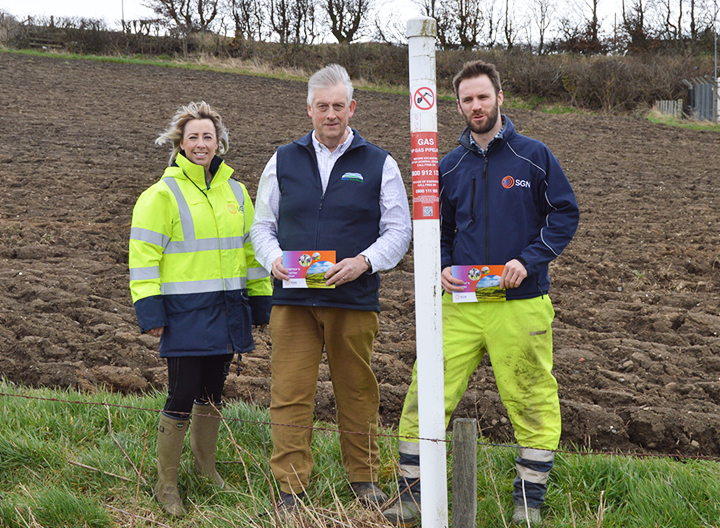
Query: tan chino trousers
269 305 380 494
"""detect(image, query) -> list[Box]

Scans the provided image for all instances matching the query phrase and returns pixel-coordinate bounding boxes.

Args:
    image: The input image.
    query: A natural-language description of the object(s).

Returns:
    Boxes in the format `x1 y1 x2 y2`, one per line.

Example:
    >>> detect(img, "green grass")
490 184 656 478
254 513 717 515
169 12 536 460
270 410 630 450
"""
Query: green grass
648 112 720 132
2 379 720 527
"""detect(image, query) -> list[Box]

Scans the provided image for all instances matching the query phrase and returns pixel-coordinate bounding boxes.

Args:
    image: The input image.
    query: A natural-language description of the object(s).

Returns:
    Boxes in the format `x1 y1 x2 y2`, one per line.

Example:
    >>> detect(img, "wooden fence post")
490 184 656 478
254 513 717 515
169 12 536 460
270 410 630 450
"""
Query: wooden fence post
452 418 477 528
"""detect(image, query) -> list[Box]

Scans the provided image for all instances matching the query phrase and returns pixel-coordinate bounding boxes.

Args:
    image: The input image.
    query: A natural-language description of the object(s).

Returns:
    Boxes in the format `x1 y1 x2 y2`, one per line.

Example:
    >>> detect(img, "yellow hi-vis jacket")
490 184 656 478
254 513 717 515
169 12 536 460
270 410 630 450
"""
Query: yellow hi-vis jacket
129 154 271 357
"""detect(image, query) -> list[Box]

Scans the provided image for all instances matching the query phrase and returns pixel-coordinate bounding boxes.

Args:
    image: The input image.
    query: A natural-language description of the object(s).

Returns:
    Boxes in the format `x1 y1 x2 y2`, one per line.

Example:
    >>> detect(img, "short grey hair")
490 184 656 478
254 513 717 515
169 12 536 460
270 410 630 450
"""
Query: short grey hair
307 64 353 106
155 101 229 166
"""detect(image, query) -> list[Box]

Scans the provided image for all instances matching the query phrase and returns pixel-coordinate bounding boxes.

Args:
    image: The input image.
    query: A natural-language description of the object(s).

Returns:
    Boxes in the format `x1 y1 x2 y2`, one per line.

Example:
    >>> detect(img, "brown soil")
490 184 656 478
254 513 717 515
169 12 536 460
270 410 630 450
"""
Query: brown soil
1 52 720 457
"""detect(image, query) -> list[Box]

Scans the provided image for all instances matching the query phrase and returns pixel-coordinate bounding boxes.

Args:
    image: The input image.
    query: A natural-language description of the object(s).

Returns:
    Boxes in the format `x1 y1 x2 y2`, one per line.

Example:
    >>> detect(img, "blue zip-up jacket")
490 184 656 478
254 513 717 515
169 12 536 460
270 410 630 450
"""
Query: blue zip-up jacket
272 130 387 311
439 116 579 300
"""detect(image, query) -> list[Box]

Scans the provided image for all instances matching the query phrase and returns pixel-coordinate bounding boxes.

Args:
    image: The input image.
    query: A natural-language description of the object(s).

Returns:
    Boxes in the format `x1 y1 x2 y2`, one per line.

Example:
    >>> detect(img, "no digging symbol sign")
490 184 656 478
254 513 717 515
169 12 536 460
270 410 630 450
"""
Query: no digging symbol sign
413 87 435 111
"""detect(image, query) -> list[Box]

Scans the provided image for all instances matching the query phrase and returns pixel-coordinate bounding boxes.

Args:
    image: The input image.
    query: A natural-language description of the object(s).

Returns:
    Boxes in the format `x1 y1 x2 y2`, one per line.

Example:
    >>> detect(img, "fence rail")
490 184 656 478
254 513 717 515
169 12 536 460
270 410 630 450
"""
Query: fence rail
654 98 684 118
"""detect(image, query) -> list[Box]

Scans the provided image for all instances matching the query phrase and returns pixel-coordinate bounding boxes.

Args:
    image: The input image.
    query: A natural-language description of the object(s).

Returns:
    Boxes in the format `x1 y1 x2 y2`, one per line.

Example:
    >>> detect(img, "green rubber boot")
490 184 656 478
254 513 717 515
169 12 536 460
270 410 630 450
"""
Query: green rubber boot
155 414 188 517
191 403 230 489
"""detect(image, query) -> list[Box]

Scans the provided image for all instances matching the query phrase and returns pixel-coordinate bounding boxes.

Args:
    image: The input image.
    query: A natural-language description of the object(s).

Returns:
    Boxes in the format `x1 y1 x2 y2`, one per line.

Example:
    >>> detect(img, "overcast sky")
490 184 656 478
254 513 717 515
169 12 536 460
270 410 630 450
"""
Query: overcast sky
0 0 154 26
0 0 652 42
0 0 426 31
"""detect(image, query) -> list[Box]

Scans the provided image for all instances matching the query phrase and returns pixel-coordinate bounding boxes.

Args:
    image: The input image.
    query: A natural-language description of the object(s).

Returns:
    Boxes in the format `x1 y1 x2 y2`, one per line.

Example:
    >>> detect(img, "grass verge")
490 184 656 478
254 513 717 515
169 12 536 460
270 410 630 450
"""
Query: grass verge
1 379 720 527
647 109 720 132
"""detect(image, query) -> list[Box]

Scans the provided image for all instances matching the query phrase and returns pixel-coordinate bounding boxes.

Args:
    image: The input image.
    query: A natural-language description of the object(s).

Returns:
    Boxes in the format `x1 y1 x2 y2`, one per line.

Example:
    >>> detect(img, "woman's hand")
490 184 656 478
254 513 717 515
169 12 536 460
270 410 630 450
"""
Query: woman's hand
145 326 165 337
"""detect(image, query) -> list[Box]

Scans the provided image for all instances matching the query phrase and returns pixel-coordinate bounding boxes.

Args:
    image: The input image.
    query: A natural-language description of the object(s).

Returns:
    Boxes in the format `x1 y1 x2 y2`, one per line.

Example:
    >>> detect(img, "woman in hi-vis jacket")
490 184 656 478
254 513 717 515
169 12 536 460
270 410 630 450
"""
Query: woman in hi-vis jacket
129 101 271 517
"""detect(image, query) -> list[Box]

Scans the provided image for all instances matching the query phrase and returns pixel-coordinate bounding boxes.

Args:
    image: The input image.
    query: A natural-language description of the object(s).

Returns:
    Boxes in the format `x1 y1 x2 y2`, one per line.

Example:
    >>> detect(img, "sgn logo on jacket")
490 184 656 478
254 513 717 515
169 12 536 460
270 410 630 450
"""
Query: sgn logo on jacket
501 175 531 189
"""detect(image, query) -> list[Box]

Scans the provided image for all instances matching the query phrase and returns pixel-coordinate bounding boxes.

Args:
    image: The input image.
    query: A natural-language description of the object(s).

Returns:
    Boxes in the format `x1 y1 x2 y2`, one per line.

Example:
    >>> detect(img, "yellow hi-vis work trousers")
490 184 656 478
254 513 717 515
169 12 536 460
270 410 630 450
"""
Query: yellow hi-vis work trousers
398 294 561 451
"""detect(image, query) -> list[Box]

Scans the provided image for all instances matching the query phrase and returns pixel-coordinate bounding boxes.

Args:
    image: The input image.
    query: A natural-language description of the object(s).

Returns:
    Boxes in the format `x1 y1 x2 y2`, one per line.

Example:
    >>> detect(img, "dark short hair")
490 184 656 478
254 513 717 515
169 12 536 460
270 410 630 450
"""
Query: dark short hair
452 60 502 98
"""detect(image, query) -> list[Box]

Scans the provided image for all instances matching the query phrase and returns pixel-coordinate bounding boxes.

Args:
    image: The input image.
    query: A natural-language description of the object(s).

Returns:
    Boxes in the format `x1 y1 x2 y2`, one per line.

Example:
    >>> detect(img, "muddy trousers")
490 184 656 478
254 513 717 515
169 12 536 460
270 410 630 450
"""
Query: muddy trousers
269 305 381 494
396 295 560 508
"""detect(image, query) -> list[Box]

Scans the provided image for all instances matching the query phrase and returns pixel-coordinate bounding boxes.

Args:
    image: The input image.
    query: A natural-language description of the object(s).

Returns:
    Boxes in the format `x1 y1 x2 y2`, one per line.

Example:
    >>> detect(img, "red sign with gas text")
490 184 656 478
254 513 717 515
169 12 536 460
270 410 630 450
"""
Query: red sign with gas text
411 131 440 220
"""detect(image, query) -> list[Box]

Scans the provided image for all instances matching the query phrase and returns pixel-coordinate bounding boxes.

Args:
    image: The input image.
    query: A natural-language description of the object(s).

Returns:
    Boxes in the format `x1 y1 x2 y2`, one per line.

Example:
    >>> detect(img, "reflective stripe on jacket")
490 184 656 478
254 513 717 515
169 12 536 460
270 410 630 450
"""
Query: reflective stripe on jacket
129 154 272 356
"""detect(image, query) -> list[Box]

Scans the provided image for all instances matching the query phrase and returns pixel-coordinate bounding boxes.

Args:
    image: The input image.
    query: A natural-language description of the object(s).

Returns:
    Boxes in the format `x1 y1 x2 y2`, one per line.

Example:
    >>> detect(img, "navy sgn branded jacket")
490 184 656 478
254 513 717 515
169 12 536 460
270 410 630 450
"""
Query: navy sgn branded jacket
439 116 579 300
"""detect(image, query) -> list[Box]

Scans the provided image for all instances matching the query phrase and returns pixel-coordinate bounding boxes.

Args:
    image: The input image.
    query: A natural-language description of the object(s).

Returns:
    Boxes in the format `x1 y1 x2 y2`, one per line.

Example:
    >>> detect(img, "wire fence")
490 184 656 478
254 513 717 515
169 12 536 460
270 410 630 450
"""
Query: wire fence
3 390 720 464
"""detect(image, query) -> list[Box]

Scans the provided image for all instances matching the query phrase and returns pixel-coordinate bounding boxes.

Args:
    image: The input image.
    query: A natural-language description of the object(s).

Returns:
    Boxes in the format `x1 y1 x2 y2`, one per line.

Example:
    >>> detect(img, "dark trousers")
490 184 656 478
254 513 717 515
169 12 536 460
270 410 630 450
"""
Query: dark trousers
163 354 234 419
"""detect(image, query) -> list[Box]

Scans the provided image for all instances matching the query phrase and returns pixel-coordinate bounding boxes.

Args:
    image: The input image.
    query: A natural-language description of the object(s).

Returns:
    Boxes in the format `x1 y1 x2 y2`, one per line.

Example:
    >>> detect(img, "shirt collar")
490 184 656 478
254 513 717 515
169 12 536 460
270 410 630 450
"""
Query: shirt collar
312 127 354 156
469 116 507 154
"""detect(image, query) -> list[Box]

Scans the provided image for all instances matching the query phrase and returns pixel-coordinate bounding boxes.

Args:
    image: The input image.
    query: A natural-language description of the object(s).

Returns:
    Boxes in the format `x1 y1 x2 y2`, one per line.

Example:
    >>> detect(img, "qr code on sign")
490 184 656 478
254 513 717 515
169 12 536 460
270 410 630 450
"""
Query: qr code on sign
423 206 433 217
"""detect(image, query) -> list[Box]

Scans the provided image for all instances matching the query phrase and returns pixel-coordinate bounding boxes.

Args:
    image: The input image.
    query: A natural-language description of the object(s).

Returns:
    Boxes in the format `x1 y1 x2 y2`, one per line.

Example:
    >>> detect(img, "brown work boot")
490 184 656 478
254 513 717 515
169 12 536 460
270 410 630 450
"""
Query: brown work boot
350 481 388 506
155 414 188 517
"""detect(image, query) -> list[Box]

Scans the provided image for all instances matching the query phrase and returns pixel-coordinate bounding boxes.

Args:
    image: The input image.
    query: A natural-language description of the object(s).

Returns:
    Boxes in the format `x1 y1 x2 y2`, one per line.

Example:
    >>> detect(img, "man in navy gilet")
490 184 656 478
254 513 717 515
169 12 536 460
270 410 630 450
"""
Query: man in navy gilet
250 64 412 514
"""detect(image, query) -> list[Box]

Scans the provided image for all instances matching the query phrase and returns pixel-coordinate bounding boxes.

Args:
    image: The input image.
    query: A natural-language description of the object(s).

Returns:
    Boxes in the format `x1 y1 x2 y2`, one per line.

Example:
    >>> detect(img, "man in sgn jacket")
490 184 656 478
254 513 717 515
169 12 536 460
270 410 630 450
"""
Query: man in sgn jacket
250 64 412 514
383 60 579 527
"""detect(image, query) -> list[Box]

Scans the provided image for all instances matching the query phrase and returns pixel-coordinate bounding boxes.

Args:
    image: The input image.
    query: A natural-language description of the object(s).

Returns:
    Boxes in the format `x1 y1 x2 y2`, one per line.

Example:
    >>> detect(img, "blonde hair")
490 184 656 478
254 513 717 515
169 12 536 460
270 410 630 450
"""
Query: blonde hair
156 101 229 166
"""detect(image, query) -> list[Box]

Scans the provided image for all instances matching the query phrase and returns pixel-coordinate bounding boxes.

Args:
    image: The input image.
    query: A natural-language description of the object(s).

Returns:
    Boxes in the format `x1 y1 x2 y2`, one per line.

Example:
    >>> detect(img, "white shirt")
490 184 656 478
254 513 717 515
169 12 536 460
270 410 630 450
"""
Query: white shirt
251 129 412 273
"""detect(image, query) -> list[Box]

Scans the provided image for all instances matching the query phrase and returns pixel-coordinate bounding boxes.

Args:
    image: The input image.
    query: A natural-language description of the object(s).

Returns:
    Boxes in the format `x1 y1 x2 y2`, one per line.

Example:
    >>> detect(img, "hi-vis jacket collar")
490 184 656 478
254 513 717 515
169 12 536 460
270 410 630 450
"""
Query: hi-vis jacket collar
169 153 232 189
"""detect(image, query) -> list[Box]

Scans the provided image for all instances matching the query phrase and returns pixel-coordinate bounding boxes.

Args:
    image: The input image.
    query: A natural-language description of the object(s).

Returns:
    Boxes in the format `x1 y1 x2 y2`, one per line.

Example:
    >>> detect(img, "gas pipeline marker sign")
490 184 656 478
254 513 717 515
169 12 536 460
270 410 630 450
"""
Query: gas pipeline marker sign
411 130 439 219
413 87 435 111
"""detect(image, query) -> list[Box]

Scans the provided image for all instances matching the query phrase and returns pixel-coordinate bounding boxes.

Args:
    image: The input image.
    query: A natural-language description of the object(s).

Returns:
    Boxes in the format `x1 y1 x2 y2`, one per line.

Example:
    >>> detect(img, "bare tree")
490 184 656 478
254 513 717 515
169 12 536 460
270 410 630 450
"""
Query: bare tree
268 0 317 44
484 0 503 47
457 0 485 49
655 0 679 39
143 0 220 32
686 0 717 39
412 0 456 49
690 0 698 37
584 0 602 47
372 12 406 43
621 0 652 49
324 0 373 43
227 0 265 40
531 0 556 53
556 0 603 52
503 0 518 48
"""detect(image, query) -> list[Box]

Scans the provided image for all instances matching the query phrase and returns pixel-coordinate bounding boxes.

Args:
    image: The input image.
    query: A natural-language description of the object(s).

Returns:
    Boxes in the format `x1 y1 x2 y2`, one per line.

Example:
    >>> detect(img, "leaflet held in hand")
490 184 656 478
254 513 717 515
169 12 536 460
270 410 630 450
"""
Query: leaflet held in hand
282 251 336 288
451 265 506 302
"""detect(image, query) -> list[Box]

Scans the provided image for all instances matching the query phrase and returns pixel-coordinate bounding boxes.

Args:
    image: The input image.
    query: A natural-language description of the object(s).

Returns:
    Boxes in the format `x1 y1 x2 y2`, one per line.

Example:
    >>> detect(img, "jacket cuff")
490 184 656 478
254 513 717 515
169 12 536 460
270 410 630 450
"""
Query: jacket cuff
515 256 528 267
249 295 272 326
134 295 167 333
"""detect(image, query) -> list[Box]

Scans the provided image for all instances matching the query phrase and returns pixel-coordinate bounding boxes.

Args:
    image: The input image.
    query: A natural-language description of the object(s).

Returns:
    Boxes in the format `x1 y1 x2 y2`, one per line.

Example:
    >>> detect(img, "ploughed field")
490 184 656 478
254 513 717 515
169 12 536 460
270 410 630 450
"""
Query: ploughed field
1 52 719 457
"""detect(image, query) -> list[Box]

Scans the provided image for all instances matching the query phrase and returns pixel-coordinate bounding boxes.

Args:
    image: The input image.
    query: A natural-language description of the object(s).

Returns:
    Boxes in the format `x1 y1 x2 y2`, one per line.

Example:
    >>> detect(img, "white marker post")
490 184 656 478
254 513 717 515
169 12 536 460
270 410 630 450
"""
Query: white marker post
407 17 449 528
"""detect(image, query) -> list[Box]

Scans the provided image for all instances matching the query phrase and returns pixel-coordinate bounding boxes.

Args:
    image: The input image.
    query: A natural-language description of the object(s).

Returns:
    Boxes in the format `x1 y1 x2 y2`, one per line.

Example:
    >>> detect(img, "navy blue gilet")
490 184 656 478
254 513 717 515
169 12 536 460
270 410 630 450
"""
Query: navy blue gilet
273 130 388 312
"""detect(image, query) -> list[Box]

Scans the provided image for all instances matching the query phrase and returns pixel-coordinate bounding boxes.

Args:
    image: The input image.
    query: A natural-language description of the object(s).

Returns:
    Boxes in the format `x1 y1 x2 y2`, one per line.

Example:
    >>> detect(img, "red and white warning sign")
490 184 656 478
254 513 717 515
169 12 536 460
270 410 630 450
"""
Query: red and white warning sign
411 130 439 220
413 86 435 111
